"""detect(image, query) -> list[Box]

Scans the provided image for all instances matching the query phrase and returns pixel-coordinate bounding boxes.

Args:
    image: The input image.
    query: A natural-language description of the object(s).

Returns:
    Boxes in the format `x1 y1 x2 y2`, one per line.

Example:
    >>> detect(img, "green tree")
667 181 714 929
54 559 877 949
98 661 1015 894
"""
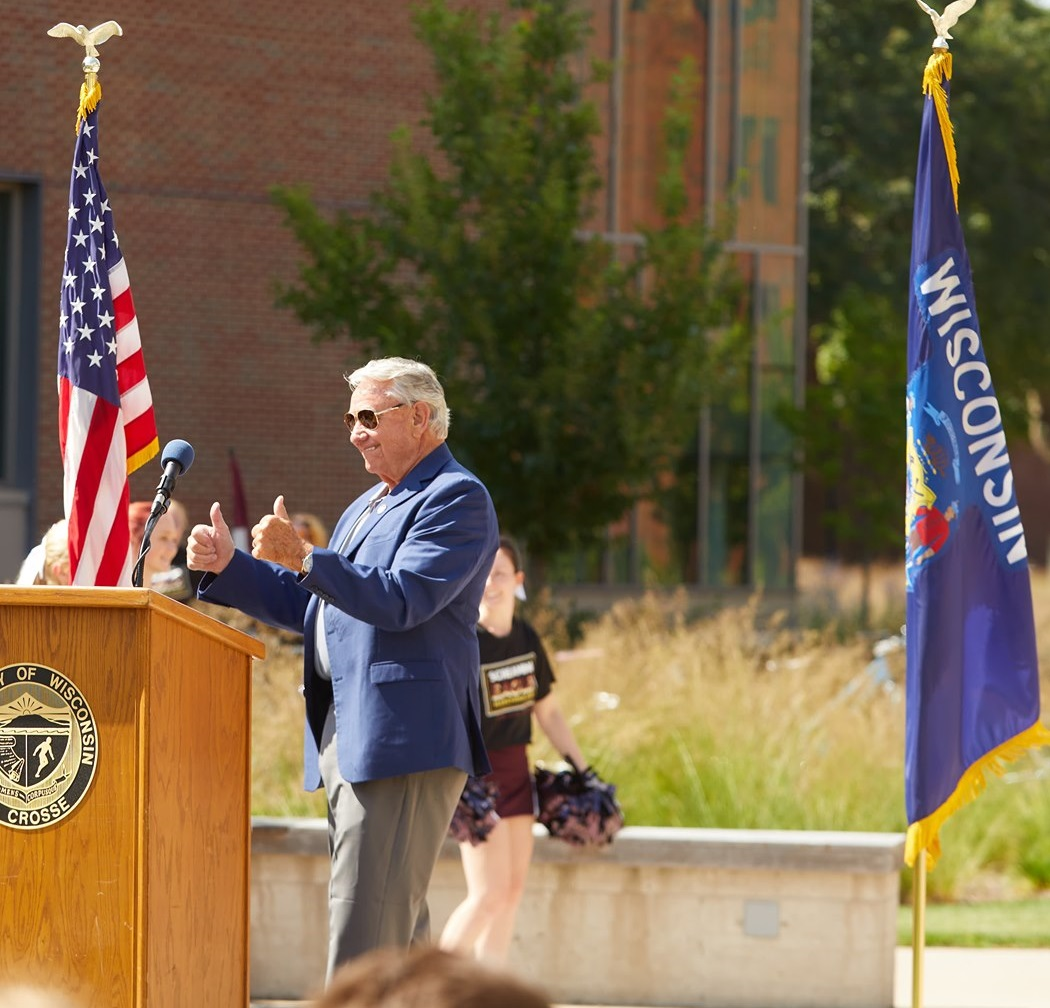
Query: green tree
951 2 1050 448
800 0 1050 569
781 291 905 620
273 0 743 572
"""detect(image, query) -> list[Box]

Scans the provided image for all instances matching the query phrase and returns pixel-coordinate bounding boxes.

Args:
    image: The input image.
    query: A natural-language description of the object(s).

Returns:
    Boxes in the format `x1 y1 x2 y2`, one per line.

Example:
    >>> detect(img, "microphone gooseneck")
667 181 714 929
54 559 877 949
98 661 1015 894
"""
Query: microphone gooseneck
133 439 195 588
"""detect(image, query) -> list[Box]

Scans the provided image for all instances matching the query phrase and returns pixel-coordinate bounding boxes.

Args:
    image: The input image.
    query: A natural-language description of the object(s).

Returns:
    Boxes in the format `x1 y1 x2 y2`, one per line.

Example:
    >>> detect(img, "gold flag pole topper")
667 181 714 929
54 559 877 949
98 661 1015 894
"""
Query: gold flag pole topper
46 20 123 131
914 1 976 212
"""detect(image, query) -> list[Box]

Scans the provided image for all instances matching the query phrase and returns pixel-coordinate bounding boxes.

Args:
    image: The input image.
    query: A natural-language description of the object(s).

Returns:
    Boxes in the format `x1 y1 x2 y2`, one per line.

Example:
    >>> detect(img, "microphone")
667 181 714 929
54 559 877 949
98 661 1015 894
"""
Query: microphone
133 439 194 588
149 439 195 519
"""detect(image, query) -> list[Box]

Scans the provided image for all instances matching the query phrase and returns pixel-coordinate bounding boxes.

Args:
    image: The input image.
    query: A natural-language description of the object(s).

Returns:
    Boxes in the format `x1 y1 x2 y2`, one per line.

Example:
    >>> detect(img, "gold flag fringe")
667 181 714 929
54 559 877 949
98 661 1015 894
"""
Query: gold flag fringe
127 437 160 476
905 720 1050 869
76 76 102 134
922 50 959 211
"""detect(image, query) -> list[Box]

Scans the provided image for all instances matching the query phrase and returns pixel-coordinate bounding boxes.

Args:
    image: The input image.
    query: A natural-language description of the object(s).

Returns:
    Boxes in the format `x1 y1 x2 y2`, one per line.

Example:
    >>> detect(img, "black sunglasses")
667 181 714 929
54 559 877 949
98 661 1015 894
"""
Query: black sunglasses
343 403 406 432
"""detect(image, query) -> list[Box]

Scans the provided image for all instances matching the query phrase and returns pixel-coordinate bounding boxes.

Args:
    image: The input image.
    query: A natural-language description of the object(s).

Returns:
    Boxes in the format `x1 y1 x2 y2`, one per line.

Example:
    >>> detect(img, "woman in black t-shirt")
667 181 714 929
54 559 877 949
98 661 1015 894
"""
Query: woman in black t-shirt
439 536 588 963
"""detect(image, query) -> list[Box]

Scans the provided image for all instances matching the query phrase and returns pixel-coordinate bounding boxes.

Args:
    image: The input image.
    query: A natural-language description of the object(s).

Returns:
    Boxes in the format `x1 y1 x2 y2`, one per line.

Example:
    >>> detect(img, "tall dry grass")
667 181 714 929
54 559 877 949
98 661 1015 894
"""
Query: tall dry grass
531 588 908 834
239 562 1050 900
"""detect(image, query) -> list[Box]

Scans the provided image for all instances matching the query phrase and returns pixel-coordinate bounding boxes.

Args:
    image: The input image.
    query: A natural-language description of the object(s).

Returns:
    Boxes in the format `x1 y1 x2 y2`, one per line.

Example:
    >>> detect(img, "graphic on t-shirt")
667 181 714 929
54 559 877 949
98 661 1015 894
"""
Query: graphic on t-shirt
481 653 538 718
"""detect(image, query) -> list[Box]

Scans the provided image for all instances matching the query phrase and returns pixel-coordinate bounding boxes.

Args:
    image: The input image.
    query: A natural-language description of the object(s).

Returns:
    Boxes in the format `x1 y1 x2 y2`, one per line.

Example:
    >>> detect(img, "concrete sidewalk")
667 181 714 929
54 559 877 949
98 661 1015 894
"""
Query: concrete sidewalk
893 946 1050 1008
253 946 1050 1008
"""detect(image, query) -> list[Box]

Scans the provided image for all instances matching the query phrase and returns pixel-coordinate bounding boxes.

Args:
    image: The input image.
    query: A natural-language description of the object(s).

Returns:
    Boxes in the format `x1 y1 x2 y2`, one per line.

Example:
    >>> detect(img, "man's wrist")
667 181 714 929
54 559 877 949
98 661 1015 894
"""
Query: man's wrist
300 548 314 575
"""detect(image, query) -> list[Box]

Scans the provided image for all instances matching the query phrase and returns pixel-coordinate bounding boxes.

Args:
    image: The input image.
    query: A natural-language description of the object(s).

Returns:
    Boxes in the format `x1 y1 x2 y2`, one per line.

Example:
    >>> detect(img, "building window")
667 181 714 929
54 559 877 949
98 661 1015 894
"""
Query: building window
740 116 779 206
740 115 757 199
0 185 18 483
0 179 42 580
761 117 778 205
744 0 778 24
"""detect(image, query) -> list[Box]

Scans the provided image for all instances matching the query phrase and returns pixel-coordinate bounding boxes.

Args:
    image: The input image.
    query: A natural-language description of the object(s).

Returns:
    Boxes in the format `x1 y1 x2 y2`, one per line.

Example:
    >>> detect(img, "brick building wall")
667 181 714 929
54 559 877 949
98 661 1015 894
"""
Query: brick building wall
5 1 824 586
6 1 508 560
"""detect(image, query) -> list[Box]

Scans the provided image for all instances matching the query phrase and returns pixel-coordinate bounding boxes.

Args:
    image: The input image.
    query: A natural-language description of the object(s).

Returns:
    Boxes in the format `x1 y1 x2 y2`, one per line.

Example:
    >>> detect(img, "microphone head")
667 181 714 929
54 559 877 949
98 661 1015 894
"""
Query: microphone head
161 438 195 475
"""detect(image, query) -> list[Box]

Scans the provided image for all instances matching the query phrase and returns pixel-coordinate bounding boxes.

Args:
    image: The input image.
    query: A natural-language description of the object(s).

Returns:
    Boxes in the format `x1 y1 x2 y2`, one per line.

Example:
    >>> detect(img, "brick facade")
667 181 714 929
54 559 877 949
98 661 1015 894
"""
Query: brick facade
5 1 817 585
8 1 514 550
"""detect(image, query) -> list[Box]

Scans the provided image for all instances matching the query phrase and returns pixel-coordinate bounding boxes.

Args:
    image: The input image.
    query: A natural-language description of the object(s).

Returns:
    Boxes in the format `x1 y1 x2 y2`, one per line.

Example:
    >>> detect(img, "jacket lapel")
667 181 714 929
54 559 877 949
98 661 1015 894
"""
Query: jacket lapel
345 444 455 558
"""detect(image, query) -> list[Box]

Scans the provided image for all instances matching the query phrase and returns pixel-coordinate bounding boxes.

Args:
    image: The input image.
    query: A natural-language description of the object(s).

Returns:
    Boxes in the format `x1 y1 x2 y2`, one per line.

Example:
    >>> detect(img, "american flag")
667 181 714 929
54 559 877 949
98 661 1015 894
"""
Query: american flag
58 103 158 586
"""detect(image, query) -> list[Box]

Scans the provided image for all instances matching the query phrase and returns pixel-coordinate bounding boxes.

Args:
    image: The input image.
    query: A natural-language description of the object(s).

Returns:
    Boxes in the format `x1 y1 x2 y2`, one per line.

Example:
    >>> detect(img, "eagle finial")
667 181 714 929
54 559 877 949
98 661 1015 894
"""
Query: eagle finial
47 20 123 59
914 0 977 48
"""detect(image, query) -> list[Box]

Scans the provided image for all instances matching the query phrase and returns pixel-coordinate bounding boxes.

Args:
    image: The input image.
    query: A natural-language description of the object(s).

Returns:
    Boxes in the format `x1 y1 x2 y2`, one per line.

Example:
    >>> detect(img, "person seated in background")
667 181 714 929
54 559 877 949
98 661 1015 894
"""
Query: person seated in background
167 499 189 543
315 946 551 1008
15 536 46 585
167 498 207 597
159 499 196 599
39 521 72 586
291 511 328 548
128 500 191 598
15 520 71 586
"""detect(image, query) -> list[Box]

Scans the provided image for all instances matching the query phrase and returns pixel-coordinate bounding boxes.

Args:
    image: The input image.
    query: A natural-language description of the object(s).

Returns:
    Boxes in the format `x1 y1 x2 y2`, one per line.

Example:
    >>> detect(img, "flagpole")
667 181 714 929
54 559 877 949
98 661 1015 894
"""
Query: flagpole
905 6 1050 1006
50 20 160 585
911 851 926 1008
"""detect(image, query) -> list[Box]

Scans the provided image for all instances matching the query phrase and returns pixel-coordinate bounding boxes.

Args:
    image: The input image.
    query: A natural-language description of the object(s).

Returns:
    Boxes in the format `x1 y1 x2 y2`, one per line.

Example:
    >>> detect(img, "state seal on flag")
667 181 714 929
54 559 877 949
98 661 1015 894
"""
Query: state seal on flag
0 663 99 831
905 367 961 587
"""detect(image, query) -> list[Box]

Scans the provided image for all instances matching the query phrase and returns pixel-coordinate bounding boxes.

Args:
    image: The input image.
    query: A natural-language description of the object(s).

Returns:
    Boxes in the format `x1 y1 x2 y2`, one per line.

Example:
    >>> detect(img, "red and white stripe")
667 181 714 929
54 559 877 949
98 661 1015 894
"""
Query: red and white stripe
60 257 157 586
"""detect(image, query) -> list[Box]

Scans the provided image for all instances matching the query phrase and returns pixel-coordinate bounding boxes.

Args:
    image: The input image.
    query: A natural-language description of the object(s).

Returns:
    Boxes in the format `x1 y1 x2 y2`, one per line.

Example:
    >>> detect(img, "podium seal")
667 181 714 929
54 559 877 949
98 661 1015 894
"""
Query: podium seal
0 663 99 830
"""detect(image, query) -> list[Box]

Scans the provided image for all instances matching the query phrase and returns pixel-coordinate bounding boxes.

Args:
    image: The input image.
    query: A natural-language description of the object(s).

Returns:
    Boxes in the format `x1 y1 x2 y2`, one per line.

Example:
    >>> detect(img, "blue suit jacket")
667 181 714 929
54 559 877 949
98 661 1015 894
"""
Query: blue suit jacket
199 443 498 787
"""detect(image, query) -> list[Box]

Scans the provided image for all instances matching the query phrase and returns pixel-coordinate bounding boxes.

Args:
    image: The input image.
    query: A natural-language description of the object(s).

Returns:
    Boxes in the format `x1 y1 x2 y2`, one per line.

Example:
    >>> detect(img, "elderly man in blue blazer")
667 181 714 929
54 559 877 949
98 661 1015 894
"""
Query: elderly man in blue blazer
187 357 498 977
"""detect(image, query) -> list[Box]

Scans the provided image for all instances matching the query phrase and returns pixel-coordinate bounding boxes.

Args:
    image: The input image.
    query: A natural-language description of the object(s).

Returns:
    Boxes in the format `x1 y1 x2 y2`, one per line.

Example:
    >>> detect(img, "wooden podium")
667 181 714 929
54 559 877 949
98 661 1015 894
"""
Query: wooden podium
0 587 265 1007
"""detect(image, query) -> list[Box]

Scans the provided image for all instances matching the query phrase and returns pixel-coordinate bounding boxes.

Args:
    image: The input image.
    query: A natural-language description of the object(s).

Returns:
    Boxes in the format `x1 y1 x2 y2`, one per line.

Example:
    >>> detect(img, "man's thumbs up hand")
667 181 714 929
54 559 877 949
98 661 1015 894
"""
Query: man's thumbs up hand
252 495 311 573
186 501 236 575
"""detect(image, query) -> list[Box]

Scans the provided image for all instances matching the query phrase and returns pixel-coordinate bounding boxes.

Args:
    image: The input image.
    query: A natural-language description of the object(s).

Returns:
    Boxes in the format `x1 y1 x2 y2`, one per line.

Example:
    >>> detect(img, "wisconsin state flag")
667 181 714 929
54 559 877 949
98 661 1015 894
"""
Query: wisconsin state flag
904 49 1050 868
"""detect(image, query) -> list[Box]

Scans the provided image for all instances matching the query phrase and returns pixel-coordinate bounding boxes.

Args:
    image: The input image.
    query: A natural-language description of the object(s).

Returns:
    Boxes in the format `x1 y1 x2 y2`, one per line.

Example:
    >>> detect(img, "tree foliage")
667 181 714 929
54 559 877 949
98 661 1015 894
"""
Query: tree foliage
273 0 744 568
796 0 1050 561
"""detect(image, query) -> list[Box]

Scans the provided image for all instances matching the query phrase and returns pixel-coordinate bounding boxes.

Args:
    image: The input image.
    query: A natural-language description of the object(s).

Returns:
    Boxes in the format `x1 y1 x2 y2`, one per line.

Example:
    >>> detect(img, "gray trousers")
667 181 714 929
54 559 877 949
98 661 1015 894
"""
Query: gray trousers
318 706 466 978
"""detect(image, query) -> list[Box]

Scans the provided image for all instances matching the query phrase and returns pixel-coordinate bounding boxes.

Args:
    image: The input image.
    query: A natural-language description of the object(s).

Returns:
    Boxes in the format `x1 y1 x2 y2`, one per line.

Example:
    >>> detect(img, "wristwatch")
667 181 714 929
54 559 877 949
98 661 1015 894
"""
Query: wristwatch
300 550 314 575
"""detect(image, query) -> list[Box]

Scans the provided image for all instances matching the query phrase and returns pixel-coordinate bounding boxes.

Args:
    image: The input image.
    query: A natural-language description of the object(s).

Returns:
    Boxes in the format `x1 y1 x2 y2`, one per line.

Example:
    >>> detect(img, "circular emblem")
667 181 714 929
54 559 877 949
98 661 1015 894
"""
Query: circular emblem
905 365 962 590
0 663 99 831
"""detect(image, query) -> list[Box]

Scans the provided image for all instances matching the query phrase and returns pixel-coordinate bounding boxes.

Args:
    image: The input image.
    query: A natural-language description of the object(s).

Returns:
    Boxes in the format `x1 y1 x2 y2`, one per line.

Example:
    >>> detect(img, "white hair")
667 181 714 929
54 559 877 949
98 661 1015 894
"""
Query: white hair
345 357 450 439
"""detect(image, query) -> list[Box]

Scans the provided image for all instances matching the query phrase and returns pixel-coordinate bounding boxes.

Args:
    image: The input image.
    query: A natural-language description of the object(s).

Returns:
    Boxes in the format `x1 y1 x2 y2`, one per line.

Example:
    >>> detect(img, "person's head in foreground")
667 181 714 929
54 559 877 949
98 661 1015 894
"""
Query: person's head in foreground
315 946 551 1008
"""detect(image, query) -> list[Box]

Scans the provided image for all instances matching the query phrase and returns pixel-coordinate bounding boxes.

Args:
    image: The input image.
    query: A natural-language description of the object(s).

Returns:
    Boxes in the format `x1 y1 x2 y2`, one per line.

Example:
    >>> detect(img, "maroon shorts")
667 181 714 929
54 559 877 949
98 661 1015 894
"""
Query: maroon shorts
484 744 536 819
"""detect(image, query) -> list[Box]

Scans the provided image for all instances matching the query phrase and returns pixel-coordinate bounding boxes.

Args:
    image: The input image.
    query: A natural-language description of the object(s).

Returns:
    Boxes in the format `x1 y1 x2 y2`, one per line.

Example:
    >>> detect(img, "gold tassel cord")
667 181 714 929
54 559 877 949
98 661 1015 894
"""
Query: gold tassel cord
922 50 959 211
905 720 1050 869
76 75 102 134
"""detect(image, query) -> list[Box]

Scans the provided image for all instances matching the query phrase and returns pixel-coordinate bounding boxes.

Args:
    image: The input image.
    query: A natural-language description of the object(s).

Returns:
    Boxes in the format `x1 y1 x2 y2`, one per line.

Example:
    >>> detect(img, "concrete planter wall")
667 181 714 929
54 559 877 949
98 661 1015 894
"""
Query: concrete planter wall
251 818 904 1008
